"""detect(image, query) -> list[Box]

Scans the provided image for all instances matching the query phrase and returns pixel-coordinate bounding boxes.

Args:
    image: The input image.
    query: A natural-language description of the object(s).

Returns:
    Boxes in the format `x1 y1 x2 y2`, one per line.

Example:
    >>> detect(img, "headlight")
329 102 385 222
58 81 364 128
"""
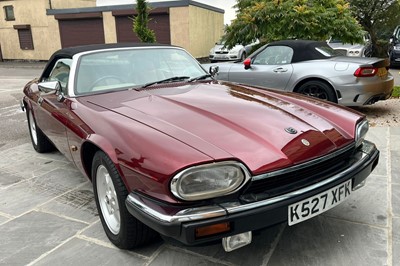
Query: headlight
355 119 369 147
394 46 400 51
348 50 361 56
170 161 249 201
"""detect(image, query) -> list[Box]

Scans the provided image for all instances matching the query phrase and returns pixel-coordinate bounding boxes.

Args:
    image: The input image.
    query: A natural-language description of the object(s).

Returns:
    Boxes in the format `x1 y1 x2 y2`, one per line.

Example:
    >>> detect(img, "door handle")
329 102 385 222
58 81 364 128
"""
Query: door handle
273 67 288 73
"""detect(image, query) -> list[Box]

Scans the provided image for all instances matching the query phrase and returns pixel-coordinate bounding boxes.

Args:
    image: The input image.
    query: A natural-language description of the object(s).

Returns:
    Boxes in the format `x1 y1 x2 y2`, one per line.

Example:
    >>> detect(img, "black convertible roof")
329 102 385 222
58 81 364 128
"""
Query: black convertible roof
50 42 172 59
267 40 333 63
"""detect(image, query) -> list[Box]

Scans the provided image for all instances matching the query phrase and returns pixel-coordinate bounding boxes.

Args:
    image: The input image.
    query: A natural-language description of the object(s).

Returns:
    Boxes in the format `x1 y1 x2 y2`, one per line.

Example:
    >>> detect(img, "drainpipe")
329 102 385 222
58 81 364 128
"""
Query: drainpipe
48 0 52 9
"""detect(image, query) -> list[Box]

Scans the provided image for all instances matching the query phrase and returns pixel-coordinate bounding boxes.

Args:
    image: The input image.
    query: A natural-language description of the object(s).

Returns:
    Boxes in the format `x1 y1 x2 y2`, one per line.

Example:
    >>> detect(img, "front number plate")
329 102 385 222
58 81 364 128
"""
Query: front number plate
288 180 352 226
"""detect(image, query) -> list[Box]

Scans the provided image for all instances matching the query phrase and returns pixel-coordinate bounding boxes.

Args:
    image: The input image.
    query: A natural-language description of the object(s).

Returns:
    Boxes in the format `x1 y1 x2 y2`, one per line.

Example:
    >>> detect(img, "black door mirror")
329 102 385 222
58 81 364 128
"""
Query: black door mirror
209 66 219 77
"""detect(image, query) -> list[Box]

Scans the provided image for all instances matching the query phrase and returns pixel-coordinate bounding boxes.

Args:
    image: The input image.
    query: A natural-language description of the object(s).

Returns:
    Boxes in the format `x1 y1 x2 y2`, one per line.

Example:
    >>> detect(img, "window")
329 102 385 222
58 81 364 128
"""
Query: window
3 5 15 21
253 46 294 65
48 59 72 94
315 46 340 57
13 25 34 50
75 48 205 94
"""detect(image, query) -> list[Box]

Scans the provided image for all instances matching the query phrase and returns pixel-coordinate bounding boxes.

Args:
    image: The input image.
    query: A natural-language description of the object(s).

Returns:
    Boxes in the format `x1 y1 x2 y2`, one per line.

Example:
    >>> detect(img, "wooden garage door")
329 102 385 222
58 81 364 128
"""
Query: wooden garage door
58 18 105 48
115 13 170 44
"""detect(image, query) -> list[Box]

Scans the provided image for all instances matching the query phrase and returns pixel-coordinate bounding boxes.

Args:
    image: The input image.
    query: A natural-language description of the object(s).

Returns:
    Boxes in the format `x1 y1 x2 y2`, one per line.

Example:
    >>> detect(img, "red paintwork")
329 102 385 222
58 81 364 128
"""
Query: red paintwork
23 79 364 204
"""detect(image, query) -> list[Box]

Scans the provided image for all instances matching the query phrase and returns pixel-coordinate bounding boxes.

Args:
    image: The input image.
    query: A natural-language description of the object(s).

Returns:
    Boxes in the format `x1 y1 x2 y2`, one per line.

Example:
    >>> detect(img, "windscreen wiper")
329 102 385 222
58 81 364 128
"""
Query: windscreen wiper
188 74 213 82
141 76 190 88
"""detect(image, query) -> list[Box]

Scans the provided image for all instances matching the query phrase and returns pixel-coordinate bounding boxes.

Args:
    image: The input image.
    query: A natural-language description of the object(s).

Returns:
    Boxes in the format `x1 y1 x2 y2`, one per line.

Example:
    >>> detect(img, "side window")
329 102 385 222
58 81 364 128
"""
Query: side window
3 5 15 21
47 59 72 94
253 46 294 65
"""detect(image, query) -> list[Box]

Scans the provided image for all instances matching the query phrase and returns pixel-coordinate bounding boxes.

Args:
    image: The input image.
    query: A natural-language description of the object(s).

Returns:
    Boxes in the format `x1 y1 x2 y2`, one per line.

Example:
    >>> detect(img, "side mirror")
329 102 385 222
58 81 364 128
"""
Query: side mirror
209 65 219 77
38 80 65 102
38 80 61 93
244 58 252 69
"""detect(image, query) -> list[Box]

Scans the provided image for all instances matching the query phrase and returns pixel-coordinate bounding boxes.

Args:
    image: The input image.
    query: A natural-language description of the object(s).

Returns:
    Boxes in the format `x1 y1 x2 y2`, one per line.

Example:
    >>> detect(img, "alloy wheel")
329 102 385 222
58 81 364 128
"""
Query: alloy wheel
96 164 121 234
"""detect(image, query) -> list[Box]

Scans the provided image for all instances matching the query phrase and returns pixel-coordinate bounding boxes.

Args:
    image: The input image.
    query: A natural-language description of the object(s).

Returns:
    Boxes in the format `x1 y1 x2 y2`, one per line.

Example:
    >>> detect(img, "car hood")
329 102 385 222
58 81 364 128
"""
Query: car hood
85 82 357 174
212 44 242 52
213 44 228 51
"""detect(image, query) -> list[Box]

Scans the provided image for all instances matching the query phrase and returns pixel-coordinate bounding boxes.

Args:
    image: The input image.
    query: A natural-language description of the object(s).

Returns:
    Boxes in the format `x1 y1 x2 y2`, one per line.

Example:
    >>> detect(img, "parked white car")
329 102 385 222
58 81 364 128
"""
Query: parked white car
209 41 248 62
327 34 372 57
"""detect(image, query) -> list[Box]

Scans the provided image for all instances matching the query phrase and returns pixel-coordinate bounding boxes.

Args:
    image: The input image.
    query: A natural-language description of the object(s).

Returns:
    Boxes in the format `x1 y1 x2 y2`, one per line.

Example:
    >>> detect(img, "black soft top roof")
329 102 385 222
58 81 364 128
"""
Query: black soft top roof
51 42 172 59
267 40 333 63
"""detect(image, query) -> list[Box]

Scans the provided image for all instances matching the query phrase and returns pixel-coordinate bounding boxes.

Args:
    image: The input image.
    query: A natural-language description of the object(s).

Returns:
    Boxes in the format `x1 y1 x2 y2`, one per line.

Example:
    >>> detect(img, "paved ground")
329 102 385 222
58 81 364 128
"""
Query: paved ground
0 63 399 265
0 129 398 266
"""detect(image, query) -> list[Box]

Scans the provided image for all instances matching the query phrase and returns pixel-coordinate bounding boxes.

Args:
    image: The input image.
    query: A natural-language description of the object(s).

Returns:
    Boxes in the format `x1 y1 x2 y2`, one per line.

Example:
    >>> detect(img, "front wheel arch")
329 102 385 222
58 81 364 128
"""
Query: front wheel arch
81 141 101 181
81 132 123 179
293 78 338 103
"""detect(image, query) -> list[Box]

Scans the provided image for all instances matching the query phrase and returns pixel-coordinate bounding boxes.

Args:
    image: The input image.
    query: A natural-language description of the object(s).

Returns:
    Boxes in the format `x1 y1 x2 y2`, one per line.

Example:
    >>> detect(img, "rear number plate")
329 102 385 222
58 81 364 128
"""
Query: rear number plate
288 180 352 226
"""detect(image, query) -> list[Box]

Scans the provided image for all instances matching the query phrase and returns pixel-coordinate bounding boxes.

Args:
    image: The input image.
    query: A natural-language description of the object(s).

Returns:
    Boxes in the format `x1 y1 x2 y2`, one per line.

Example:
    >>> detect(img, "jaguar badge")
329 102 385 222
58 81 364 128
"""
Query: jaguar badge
301 139 310 146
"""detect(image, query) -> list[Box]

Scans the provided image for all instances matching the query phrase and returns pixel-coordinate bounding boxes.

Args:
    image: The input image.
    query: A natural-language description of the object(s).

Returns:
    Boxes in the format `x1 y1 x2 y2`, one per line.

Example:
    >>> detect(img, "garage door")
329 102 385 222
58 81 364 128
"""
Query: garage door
115 12 170 44
58 17 105 48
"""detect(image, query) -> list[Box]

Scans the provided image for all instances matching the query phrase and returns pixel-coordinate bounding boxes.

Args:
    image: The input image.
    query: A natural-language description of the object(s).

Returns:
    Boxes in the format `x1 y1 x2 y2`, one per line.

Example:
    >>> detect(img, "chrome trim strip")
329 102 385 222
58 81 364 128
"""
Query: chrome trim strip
126 194 226 223
126 141 375 224
252 142 355 181
20 100 25 112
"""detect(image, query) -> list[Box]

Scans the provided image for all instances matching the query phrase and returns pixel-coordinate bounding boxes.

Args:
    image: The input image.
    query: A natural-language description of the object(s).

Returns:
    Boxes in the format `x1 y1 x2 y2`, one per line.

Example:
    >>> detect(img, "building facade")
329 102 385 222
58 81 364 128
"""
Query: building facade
0 0 224 60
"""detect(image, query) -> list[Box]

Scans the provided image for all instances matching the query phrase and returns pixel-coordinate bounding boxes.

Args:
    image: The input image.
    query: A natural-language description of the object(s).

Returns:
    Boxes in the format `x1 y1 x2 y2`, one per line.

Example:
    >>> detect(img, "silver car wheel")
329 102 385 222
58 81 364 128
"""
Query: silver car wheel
96 164 121 235
28 110 38 145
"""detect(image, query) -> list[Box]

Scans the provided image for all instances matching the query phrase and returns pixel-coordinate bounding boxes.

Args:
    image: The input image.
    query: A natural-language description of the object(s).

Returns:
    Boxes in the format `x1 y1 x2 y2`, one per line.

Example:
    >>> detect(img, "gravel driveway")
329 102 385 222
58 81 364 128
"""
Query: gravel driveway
353 98 400 127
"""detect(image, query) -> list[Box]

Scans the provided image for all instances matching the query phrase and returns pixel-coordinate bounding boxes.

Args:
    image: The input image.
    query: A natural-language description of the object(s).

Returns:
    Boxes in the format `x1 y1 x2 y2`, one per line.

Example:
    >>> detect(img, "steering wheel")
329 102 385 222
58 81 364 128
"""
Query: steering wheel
89 75 125 90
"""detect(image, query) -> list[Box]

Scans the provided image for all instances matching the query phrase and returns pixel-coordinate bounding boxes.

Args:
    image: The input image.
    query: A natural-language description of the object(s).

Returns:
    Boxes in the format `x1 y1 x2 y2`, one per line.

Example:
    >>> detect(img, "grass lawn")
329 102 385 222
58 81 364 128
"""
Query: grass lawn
393 86 400 98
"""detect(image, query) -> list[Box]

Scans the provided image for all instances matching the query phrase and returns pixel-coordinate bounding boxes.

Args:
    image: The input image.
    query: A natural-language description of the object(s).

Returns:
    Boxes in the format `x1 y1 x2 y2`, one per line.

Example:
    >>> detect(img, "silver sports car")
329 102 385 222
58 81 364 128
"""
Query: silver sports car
205 40 393 106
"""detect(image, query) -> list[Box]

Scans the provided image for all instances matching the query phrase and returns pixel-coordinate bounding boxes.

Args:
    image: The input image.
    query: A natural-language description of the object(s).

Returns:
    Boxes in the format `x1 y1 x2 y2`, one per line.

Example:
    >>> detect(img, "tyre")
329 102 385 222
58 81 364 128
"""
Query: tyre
27 108 55 153
296 80 336 103
92 151 159 249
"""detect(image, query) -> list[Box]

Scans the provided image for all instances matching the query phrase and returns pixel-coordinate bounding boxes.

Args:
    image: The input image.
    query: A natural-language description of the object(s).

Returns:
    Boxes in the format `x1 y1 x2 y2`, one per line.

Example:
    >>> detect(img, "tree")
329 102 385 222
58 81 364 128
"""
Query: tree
348 0 400 56
224 0 364 48
133 0 156 43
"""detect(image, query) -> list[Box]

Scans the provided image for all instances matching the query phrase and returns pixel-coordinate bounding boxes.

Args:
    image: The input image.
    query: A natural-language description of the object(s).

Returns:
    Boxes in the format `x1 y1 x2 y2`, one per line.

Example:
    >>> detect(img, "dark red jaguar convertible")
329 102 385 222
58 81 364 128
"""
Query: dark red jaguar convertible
22 43 379 252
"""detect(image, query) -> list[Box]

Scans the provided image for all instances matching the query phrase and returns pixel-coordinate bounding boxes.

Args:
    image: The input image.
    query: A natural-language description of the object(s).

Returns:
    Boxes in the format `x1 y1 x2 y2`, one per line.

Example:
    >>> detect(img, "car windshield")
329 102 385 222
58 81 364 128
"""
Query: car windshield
75 48 207 95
